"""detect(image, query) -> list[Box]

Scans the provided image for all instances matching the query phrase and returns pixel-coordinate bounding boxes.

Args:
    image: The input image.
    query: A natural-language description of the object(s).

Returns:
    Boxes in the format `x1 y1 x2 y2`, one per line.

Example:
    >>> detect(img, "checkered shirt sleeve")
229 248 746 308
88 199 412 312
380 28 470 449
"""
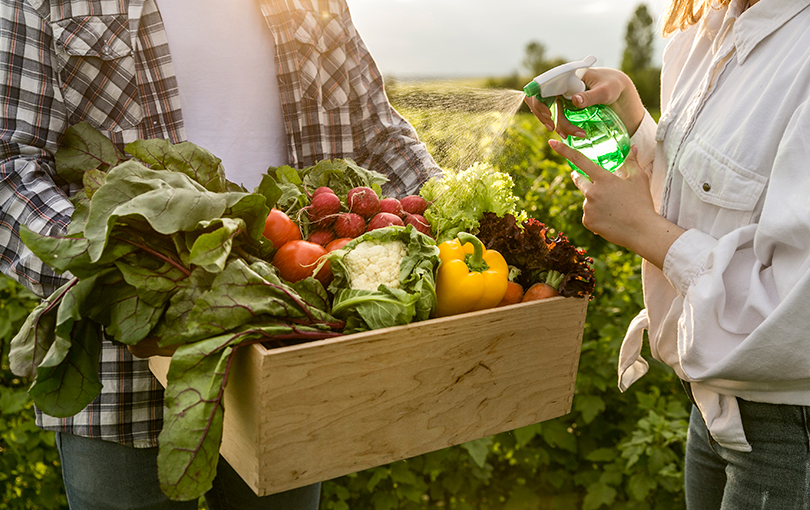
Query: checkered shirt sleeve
263 0 443 197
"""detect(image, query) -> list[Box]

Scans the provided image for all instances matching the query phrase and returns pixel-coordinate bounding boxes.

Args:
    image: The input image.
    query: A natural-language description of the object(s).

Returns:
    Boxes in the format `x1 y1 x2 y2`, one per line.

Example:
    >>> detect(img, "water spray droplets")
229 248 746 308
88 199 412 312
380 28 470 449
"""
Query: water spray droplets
389 82 526 171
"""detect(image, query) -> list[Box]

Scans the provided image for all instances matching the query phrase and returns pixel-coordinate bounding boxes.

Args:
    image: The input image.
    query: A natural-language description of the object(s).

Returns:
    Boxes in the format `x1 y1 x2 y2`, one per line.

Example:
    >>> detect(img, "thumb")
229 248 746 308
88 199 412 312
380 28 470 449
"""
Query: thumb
571 89 600 109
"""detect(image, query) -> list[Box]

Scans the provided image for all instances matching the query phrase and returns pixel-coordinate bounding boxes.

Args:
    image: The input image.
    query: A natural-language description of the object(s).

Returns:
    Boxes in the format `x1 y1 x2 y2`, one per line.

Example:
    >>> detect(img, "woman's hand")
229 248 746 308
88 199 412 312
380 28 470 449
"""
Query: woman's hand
549 139 684 270
127 337 178 359
574 68 646 136
524 68 646 138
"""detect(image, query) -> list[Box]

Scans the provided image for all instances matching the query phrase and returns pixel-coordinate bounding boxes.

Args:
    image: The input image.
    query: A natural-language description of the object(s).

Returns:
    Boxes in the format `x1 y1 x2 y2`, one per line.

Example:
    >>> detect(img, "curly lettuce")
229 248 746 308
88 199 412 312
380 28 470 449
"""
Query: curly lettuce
419 162 525 243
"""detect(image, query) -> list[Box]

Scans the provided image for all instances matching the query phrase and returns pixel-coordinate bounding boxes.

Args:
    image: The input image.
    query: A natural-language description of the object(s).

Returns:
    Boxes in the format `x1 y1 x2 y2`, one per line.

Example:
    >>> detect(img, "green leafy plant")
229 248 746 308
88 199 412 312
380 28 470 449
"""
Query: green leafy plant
327 225 441 333
1 276 67 509
8 123 345 502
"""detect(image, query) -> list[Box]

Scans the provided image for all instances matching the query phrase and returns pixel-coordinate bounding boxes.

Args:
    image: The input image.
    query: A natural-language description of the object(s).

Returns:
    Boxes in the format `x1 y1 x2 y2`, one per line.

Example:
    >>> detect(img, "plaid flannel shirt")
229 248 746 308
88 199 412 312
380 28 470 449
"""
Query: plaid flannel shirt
1 0 440 447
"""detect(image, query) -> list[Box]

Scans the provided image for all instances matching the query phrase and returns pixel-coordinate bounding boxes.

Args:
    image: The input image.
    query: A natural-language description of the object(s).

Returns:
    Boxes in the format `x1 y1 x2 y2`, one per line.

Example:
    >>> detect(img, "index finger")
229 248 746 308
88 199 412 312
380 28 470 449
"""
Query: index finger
547 139 611 182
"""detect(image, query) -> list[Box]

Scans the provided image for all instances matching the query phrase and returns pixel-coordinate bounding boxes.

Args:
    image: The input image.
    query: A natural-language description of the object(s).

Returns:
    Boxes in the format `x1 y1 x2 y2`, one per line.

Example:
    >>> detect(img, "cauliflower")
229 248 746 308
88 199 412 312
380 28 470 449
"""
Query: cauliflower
327 224 441 333
342 240 407 291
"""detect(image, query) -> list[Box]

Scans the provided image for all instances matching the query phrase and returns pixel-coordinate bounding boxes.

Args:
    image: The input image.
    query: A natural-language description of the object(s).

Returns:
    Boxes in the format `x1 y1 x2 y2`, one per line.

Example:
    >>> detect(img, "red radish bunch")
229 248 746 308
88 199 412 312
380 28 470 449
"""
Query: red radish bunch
367 212 404 231
334 212 366 239
307 229 336 246
379 197 403 217
301 187 434 246
402 213 431 236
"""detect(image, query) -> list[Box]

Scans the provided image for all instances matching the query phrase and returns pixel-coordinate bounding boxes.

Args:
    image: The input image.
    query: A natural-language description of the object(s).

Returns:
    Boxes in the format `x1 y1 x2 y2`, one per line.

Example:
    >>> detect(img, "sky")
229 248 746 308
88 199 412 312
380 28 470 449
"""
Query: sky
348 0 670 80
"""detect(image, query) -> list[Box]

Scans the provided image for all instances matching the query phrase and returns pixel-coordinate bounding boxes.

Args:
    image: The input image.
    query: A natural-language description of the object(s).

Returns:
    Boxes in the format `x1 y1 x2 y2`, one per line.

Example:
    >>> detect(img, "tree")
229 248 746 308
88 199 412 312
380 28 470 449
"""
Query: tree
523 41 566 78
621 4 654 73
620 4 661 111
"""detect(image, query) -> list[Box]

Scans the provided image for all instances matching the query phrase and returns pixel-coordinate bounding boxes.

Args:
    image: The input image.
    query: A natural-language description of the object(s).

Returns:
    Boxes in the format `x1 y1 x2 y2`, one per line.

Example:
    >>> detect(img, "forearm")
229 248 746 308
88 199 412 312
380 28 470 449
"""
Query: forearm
359 113 442 197
623 211 686 271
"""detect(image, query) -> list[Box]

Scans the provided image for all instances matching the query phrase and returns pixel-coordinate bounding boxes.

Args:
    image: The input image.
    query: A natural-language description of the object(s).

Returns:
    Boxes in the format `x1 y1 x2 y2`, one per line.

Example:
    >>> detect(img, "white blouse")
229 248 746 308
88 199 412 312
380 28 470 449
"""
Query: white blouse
619 0 810 451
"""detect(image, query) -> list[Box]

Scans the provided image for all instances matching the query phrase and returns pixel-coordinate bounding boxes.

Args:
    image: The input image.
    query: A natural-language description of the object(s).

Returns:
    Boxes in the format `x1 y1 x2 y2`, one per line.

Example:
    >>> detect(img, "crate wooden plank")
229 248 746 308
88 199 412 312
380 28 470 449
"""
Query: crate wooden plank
150 296 587 496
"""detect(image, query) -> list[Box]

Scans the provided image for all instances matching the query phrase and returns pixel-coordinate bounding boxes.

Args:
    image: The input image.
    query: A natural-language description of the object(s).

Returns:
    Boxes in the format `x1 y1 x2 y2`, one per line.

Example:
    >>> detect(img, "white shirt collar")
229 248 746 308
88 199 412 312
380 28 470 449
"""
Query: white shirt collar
734 0 810 63
703 0 810 63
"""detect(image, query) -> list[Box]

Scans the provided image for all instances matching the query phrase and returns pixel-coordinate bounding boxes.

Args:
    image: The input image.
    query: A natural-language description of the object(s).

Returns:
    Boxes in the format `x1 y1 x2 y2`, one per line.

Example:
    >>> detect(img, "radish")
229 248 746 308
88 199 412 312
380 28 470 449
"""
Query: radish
400 195 428 216
311 186 334 198
403 213 431 236
379 197 403 217
367 212 404 231
307 229 336 247
346 186 380 219
306 191 341 226
334 212 366 238
325 237 352 252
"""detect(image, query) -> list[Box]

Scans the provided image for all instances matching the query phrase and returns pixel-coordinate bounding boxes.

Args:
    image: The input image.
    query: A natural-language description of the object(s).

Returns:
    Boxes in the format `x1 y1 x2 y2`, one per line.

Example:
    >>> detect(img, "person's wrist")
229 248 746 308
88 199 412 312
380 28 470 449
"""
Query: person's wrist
616 74 646 137
631 214 685 270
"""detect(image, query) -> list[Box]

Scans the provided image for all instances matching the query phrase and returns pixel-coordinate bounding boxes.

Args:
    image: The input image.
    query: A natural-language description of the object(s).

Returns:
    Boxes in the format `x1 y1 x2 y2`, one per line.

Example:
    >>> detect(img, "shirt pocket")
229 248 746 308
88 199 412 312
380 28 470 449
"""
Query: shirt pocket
677 135 767 230
289 8 352 110
51 15 143 131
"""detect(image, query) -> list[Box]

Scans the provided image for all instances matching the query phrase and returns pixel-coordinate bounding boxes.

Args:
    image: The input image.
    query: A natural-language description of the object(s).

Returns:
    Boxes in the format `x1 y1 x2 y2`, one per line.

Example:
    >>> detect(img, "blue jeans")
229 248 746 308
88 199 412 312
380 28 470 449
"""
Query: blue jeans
684 400 810 509
55 432 320 510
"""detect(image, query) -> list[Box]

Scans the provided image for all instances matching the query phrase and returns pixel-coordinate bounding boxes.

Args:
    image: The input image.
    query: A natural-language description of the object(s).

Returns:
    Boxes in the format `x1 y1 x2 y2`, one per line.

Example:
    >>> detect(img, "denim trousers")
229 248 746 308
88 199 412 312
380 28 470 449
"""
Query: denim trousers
55 432 321 510
684 399 810 510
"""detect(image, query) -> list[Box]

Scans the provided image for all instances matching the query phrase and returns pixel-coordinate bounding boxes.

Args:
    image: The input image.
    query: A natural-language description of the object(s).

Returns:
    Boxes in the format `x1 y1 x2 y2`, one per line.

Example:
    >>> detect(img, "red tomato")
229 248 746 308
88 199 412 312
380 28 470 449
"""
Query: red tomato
325 237 352 252
272 240 331 286
263 208 301 249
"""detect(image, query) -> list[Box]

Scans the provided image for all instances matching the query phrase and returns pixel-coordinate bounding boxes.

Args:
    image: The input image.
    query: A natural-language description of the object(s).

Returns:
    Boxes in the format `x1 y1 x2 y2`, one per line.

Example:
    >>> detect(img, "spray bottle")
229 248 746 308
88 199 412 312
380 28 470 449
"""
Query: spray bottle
523 55 630 174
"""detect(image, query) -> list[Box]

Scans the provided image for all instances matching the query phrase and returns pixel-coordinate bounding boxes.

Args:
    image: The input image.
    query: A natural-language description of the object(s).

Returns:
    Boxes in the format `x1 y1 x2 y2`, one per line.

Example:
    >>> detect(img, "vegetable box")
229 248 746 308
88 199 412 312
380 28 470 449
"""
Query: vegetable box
149 295 588 496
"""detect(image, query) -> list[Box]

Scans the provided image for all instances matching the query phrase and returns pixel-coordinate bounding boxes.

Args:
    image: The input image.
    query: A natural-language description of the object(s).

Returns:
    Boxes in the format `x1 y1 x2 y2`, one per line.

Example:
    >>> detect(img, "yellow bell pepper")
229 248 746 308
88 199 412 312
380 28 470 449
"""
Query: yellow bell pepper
434 232 509 317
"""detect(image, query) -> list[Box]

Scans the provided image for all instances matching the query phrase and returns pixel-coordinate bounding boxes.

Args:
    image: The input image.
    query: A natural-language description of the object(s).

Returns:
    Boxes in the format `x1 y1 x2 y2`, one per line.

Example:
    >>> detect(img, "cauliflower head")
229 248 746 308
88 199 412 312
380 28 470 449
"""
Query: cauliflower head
342 240 407 291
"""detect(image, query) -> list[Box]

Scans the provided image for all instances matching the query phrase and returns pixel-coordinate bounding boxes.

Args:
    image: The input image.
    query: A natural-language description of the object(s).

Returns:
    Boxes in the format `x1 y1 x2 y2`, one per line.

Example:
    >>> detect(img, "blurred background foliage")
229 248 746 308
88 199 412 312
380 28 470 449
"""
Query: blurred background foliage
1 3 687 509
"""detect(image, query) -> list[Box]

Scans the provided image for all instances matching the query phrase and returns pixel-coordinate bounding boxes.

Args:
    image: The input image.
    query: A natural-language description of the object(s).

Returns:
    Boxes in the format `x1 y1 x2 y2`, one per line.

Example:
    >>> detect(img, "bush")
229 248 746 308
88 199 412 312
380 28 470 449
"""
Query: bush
0 277 68 509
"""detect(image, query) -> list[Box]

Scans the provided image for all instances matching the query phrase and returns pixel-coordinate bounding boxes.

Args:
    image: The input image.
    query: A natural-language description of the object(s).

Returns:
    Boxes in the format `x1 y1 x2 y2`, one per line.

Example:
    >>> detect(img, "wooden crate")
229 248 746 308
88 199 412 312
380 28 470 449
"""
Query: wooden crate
149 296 588 496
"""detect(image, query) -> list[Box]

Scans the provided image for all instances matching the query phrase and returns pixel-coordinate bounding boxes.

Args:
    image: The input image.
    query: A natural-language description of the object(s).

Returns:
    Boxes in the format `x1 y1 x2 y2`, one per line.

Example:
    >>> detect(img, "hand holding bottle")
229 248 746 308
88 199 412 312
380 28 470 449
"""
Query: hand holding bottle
547 139 684 270
526 67 646 139
569 68 647 138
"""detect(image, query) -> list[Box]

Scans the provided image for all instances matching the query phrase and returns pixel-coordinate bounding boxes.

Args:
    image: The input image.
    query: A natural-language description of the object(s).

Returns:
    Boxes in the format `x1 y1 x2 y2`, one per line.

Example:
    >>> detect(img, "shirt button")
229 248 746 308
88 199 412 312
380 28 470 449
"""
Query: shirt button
702 182 711 192
101 45 112 56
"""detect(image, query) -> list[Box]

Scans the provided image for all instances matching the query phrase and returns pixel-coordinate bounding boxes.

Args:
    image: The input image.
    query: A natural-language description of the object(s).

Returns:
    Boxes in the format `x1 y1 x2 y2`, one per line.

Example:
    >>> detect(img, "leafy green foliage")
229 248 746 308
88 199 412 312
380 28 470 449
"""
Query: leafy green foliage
419 162 525 243
260 159 389 237
8 124 346 502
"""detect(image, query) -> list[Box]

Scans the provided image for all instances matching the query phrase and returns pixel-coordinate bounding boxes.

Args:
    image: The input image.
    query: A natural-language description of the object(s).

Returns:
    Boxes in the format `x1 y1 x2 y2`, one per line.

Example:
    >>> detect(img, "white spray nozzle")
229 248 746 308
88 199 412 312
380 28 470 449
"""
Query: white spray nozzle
524 55 598 100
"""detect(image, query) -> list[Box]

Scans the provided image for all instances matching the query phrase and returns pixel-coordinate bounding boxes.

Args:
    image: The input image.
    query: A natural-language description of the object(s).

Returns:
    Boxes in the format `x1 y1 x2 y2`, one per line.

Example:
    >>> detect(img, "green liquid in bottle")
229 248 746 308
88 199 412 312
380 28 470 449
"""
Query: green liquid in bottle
561 103 630 175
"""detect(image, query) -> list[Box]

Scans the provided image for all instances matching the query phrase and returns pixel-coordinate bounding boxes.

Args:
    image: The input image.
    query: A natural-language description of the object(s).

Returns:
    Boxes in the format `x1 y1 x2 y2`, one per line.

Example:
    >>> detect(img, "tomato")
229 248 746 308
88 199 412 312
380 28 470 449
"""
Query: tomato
263 208 301 249
325 237 352 252
272 240 331 286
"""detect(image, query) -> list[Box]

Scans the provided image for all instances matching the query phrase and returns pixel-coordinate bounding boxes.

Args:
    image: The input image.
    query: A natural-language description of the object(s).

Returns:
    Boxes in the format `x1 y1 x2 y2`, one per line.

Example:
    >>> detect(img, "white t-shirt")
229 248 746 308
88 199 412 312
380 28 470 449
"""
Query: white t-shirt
157 0 288 191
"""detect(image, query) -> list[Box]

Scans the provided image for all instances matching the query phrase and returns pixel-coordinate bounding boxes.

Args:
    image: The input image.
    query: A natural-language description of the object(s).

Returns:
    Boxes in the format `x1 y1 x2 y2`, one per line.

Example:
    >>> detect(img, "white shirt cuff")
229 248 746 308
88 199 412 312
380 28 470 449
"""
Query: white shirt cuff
662 228 716 296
